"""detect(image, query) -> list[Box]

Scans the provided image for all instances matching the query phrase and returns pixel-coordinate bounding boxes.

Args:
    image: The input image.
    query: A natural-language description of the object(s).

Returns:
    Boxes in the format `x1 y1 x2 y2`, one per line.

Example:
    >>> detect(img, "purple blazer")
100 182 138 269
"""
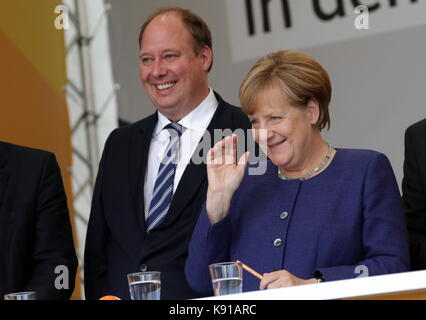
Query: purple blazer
185 149 410 295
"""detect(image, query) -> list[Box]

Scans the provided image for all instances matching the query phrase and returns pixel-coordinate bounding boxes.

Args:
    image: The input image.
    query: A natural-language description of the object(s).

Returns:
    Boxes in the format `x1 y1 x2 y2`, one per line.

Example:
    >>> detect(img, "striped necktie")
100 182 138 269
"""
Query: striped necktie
146 122 183 232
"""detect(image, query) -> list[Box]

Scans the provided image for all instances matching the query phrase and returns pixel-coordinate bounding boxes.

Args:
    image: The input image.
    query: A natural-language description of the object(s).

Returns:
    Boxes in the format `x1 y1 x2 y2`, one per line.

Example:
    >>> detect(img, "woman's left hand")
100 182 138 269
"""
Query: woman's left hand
259 270 317 290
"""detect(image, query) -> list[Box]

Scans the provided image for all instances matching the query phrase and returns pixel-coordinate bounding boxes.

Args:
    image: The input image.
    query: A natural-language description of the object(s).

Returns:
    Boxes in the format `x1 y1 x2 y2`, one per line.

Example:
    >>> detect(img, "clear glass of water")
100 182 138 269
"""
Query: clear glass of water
127 271 161 300
209 262 243 296
4 292 37 300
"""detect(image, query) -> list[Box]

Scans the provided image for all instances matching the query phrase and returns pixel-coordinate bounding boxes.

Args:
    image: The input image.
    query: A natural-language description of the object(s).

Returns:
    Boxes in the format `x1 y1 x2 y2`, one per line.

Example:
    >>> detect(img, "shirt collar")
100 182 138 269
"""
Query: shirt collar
153 88 218 136
154 111 172 136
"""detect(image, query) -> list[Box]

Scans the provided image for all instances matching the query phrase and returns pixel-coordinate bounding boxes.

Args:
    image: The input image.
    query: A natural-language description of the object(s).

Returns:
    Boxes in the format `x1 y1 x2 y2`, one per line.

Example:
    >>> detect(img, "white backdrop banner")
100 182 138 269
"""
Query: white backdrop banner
226 0 426 62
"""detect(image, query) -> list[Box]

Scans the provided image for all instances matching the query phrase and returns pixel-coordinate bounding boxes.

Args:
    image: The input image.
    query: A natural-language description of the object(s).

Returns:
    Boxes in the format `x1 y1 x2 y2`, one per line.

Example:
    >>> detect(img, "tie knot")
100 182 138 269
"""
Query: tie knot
165 122 183 136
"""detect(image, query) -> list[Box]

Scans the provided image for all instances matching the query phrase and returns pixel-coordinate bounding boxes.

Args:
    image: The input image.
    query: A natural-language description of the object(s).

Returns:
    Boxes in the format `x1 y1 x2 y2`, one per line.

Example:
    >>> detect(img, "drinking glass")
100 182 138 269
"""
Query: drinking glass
4 292 37 300
209 262 243 296
127 271 161 300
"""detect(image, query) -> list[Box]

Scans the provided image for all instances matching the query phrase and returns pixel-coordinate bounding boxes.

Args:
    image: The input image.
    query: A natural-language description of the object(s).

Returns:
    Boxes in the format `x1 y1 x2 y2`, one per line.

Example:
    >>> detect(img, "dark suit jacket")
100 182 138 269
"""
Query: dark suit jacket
402 118 426 270
84 93 251 300
0 142 78 299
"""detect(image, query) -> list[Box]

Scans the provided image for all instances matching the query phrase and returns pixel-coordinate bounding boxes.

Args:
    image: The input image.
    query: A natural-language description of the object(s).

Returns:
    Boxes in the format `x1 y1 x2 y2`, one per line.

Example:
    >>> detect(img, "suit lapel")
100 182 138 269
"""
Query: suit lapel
128 114 158 233
162 98 235 227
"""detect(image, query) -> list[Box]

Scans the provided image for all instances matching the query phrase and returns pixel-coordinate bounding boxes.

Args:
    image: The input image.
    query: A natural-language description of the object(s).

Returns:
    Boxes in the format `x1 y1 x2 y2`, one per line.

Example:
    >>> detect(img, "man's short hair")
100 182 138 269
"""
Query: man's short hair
138 7 213 72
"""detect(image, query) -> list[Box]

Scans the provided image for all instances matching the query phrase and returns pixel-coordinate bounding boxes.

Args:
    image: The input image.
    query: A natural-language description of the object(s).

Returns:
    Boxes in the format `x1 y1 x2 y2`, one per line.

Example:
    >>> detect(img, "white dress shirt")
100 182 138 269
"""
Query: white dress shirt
144 89 218 219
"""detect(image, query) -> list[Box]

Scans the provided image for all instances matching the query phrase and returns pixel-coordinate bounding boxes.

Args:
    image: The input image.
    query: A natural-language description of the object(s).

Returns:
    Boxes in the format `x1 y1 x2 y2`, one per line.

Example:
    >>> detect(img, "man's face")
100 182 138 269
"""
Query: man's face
139 13 212 121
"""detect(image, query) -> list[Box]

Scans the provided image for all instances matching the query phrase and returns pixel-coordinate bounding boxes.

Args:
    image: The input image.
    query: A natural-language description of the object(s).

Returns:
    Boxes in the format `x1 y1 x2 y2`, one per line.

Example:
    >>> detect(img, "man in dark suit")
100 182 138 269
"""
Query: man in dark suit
402 118 426 270
0 142 78 299
84 7 251 300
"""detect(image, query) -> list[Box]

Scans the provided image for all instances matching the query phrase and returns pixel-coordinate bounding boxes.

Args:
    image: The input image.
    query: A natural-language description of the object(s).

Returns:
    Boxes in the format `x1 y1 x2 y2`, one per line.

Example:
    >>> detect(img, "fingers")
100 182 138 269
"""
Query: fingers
259 270 301 290
207 134 243 166
224 135 237 165
207 137 226 165
238 151 250 165
259 271 281 290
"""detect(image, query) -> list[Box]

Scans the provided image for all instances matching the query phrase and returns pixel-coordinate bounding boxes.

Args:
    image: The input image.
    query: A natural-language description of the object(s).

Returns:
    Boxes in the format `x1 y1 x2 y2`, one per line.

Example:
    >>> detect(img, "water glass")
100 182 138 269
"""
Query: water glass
209 262 243 296
4 292 37 300
127 271 161 300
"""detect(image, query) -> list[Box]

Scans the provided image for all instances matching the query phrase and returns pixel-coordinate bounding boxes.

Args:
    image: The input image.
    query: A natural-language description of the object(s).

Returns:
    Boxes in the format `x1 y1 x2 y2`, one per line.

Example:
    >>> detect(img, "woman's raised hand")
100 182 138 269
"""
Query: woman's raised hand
206 134 249 224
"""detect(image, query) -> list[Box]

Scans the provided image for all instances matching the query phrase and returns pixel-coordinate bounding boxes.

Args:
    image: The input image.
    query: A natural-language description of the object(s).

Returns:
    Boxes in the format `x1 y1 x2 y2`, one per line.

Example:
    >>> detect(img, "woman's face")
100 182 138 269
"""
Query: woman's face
248 86 319 170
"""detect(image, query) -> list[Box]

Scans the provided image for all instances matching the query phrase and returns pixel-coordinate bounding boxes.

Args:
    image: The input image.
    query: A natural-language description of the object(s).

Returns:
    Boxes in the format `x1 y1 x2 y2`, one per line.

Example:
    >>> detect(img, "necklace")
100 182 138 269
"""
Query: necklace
277 143 333 181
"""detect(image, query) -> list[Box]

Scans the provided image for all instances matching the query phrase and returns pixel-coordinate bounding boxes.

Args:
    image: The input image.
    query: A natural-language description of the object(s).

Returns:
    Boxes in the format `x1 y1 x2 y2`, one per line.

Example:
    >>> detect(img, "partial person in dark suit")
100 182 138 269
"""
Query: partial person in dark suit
0 142 77 299
402 118 426 270
84 7 251 300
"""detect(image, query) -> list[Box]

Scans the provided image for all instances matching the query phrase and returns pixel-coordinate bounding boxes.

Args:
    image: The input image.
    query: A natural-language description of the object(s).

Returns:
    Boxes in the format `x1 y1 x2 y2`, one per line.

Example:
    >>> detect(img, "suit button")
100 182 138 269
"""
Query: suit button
273 238 282 247
140 264 148 272
280 211 288 220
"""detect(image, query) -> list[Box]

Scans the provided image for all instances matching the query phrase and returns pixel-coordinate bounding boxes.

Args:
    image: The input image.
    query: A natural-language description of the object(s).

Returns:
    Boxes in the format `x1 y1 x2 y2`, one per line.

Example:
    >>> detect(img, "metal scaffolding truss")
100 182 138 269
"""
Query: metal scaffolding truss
62 0 118 296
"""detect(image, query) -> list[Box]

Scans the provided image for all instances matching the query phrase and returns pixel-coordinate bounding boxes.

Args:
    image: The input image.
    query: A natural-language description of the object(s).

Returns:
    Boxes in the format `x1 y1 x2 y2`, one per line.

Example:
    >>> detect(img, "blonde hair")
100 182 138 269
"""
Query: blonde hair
239 50 332 130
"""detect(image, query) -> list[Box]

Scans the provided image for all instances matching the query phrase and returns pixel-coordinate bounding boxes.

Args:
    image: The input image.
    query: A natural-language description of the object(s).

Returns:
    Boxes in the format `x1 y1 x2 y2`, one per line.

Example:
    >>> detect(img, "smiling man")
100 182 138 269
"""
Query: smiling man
138 11 211 121
84 7 251 300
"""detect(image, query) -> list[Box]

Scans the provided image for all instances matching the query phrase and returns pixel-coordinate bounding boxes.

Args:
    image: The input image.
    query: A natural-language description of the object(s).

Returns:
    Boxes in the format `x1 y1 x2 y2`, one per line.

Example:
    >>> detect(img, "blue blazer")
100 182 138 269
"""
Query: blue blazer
186 149 410 295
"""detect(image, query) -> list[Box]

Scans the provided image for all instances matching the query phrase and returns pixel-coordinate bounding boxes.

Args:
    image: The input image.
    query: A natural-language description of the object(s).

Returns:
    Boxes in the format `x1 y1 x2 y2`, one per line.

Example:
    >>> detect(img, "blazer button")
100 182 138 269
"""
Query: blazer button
140 264 148 272
280 211 289 220
273 238 283 247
